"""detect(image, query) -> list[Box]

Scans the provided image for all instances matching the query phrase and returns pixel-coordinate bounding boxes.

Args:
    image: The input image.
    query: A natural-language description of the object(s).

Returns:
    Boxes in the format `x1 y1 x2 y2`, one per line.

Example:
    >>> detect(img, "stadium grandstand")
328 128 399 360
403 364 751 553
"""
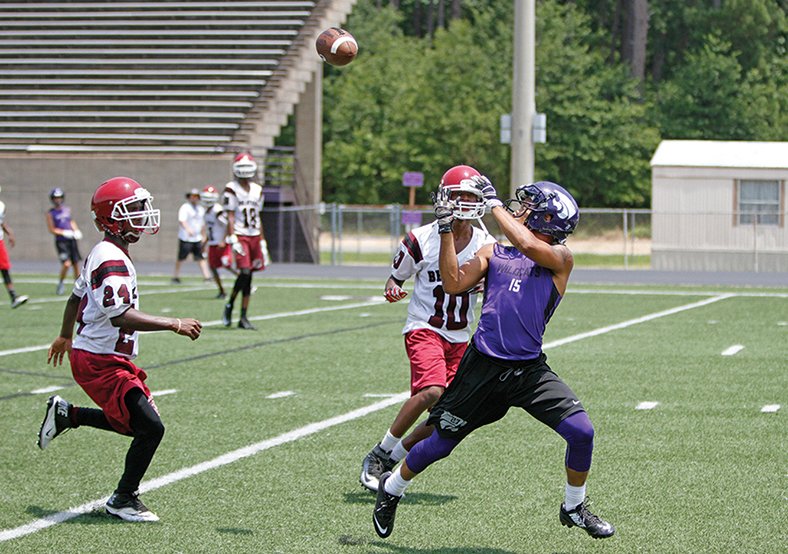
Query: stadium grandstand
0 0 357 263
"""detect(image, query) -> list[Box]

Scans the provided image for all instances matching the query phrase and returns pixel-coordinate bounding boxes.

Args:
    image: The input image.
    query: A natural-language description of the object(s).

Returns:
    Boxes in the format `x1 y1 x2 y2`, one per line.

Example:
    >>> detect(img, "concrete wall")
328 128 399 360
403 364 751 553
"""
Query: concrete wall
0 154 236 265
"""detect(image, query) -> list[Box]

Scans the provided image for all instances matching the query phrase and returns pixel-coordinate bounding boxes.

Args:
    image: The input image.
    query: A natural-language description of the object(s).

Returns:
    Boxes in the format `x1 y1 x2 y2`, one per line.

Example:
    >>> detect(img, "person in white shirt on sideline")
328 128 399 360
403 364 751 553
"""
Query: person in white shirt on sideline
172 188 210 283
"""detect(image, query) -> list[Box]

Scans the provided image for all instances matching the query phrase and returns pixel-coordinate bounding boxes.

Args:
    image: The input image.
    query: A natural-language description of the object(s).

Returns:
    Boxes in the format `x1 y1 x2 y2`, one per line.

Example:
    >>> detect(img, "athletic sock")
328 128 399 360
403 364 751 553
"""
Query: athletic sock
389 441 409 463
564 482 586 510
384 466 411 497
240 307 248 318
379 430 399 453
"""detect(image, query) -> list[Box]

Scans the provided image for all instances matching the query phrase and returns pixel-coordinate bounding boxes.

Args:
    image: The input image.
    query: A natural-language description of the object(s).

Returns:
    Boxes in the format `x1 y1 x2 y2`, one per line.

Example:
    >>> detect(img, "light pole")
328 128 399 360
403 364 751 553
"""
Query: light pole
510 0 535 198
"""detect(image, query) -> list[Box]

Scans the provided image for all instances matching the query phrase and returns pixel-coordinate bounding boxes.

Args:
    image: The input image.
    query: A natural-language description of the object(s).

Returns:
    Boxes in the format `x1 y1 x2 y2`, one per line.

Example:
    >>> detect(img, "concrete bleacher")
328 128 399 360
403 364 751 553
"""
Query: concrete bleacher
0 0 343 153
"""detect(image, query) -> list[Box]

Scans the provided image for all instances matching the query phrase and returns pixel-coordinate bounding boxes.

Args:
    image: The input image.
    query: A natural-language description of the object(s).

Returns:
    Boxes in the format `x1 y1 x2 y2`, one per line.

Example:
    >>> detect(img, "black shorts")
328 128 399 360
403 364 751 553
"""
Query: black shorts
55 239 82 264
177 240 204 261
427 341 584 441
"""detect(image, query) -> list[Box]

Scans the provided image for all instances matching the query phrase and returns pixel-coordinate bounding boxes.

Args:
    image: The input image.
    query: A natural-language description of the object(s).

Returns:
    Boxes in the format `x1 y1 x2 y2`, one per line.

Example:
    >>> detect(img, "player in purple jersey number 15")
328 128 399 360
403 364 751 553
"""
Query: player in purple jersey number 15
372 176 615 540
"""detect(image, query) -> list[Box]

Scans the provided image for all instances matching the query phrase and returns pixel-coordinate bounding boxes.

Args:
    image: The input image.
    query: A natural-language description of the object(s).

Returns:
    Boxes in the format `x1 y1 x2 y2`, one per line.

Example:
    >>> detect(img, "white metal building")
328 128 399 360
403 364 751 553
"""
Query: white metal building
650 140 788 272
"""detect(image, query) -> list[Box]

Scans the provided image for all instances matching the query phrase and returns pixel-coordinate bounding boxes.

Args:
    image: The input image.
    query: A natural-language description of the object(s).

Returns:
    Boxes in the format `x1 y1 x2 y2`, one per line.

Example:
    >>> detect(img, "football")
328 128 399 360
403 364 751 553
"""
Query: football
315 27 358 66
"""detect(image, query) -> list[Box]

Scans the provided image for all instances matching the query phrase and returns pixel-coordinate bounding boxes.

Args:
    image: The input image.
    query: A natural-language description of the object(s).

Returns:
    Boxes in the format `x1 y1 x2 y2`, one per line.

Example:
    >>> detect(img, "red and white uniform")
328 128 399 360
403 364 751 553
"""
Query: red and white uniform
204 203 232 269
222 180 265 270
0 200 9 270
72 240 139 358
222 180 263 237
392 222 495 343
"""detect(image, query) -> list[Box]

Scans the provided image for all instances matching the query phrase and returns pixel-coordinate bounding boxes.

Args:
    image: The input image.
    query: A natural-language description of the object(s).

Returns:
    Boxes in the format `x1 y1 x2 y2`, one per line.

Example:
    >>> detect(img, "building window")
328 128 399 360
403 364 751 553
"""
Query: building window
738 180 781 225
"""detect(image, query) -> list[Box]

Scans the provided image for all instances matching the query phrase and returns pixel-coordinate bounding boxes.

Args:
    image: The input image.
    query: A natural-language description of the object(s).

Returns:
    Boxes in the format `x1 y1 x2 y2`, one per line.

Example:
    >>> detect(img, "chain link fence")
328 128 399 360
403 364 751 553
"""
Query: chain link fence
265 204 785 271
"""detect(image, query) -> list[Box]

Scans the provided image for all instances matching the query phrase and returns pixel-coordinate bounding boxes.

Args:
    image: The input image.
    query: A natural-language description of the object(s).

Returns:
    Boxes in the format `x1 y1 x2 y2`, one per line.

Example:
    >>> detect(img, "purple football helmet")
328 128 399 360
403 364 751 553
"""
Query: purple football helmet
514 181 579 243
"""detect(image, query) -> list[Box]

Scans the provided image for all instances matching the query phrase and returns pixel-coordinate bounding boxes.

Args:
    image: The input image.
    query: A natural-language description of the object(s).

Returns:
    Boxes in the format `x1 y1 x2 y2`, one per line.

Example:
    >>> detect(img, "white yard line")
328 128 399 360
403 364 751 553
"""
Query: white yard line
636 401 660 410
29 385 65 395
0 290 743 542
0 392 410 543
760 404 780 413
0 300 385 359
721 344 744 356
265 391 295 399
543 294 735 350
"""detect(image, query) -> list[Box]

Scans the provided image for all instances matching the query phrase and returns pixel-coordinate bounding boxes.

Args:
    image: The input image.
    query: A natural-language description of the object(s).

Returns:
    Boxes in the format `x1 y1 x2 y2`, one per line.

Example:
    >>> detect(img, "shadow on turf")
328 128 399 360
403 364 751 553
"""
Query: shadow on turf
338 535 521 554
343 490 458 506
217 527 254 535
25 505 126 525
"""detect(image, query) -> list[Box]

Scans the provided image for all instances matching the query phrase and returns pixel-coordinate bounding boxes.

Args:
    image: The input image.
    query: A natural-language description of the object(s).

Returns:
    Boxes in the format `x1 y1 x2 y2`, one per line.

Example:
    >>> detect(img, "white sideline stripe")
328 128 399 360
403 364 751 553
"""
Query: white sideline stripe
636 401 660 410
721 344 744 356
543 294 734 350
29 385 65 395
151 389 177 397
760 404 780 413
0 392 410 543
0 300 386 358
0 291 745 542
266 391 295 399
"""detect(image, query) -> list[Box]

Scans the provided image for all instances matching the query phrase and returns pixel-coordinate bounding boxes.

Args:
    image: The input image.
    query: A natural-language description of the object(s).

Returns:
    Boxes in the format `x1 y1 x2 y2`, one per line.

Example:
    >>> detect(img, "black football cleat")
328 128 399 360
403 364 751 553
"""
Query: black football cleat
372 472 401 539
222 303 232 327
360 444 395 492
38 395 72 450
106 491 159 522
238 316 256 330
560 498 615 539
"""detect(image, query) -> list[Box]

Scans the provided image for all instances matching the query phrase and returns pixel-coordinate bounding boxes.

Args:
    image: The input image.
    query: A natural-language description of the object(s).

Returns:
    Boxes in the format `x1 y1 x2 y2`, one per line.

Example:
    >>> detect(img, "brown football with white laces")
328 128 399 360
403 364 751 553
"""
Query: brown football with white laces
315 27 358 66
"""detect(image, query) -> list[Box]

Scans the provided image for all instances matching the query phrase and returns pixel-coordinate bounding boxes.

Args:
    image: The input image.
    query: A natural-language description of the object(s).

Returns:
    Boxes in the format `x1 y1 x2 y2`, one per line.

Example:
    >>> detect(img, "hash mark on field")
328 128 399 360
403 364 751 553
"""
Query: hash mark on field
363 393 400 398
760 404 780 413
721 344 744 356
266 391 295 399
636 401 660 410
30 385 65 395
151 389 177 397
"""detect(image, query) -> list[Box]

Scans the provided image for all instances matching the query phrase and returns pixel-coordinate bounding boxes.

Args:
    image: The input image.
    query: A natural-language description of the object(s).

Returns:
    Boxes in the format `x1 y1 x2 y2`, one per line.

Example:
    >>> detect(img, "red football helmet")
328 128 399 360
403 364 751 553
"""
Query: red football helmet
91 177 160 242
439 165 485 220
200 185 220 206
232 153 257 179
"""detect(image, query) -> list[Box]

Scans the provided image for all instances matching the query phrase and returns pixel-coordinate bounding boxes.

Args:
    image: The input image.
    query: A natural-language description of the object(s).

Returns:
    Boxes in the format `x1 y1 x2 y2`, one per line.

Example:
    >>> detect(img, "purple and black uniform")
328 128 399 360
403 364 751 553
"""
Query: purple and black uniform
49 205 82 263
474 244 562 361
49 205 73 242
416 243 594 475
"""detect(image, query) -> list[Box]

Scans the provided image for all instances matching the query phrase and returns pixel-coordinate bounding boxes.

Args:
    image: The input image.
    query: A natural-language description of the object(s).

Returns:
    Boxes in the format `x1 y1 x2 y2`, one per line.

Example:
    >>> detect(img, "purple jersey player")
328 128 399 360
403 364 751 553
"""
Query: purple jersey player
372 176 615 541
46 188 83 295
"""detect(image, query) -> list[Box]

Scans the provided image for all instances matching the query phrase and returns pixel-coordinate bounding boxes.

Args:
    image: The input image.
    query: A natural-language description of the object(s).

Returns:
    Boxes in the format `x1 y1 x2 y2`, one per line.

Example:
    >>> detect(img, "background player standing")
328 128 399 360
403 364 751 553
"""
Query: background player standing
0 186 29 309
372 177 615 540
201 185 234 299
46 187 83 295
172 188 210 283
359 165 494 492
221 153 268 330
39 177 202 523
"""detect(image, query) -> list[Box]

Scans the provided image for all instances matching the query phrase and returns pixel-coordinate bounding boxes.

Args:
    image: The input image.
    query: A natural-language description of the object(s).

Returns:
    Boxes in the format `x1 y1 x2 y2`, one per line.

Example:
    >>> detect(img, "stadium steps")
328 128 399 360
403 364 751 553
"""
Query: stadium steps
0 0 357 153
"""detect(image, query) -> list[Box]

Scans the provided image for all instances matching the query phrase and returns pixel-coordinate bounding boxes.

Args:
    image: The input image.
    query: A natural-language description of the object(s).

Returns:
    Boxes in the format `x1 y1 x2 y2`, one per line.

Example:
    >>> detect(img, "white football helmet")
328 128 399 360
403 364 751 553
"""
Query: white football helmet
439 165 486 220
232 153 257 179
200 185 219 207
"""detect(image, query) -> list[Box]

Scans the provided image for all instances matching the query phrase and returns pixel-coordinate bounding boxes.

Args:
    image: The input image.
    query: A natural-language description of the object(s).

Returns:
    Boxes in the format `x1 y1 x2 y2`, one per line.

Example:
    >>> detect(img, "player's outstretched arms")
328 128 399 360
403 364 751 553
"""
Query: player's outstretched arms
111 309 202 341
173 317 202 341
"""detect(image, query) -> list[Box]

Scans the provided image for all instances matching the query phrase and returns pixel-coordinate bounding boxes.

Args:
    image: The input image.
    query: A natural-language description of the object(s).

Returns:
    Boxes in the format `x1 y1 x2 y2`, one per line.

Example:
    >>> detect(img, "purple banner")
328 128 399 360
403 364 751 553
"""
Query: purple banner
402 172 424 187
401 210 423 226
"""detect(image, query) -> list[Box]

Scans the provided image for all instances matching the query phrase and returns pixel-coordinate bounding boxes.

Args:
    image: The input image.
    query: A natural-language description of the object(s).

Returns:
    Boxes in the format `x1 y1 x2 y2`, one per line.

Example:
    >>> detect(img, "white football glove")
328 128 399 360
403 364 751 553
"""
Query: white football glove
73 229 83 240
260 239 271 266
60 229 74 239
431 188 455 234
226 234 245 256
471 175 503 209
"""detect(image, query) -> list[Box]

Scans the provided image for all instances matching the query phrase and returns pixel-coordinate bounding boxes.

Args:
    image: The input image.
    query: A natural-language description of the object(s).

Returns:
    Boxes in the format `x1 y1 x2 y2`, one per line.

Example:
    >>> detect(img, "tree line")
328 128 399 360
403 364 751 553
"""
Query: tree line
317 0 785 208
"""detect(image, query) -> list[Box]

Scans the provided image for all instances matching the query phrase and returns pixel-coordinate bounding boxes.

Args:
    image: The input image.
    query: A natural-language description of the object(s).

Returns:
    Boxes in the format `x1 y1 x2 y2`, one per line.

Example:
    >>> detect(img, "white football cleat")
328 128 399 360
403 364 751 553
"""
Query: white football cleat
106 491 160 523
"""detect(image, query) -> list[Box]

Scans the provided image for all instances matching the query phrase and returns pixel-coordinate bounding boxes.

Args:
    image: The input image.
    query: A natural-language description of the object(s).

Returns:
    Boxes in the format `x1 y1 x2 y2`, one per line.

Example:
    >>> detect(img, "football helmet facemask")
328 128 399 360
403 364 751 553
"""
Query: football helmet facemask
232 153 257 179
507 181 579 244
439 165 486 220
91 177 160 243
200 185 219 207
